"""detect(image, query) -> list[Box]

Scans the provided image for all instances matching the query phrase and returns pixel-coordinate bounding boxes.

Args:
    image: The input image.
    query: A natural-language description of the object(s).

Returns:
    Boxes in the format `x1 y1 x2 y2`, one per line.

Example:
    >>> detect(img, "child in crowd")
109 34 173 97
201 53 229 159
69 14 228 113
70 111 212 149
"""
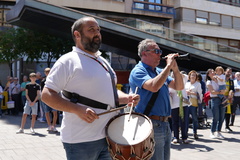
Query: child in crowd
215 66 226 103
16 73 41 134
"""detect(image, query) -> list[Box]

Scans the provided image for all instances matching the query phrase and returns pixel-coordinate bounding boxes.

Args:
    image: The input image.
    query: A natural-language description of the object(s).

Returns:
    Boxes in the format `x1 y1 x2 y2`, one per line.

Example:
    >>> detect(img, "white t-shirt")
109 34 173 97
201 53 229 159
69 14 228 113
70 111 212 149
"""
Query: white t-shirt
216 74 226 85
169 74 189 109
45 47 117 143
234 79 240 96
185 81 203 103
206 80 219 97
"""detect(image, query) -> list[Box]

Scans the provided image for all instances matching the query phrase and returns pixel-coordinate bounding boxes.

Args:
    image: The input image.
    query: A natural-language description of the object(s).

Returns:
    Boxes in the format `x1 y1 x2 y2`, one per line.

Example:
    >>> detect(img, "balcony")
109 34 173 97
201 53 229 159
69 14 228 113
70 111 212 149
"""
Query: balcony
132 0 175 18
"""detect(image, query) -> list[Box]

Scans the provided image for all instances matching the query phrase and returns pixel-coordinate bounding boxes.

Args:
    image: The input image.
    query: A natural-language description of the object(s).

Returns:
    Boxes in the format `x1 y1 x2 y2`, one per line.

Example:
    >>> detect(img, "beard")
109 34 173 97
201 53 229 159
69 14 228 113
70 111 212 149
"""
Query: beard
80 31 101 53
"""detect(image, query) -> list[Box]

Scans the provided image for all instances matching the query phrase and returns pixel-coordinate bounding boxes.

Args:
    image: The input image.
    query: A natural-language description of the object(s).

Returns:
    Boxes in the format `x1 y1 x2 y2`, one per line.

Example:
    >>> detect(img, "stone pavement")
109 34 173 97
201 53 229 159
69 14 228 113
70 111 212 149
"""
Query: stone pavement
0 108 239 160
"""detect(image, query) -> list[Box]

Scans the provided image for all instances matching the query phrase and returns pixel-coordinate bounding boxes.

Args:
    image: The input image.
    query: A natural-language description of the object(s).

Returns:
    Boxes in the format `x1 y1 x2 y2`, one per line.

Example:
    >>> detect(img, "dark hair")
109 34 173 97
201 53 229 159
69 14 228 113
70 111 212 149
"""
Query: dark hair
206 68 214 81
197 73 202 81
71 17 96 43
226 67 232 71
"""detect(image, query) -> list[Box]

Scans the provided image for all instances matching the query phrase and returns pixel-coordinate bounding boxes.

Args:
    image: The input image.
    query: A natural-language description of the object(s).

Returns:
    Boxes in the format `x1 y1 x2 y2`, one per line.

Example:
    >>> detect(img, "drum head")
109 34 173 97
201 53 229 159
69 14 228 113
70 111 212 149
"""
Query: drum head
107 113 152 145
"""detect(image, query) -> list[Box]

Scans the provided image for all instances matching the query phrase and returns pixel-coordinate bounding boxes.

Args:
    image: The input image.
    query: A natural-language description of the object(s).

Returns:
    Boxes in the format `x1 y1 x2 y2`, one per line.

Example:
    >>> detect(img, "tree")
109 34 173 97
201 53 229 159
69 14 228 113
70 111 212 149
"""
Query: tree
0 27 73 72
0 28 24 76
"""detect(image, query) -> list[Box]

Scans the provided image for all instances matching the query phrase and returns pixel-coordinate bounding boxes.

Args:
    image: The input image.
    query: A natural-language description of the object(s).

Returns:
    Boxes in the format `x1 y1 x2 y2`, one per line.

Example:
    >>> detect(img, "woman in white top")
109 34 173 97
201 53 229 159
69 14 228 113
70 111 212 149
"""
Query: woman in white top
185 70 202 140
206 69 225 139
169 72 190 144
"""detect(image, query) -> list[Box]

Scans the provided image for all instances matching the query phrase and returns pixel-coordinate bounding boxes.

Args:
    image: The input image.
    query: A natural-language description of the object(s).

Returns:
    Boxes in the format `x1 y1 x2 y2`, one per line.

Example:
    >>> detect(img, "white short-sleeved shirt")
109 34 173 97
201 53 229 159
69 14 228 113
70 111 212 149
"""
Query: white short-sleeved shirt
234 79 240 96
169 74 189 109
185 81 203 102
45 47 117 143
216 74 226 85
206 80 219 97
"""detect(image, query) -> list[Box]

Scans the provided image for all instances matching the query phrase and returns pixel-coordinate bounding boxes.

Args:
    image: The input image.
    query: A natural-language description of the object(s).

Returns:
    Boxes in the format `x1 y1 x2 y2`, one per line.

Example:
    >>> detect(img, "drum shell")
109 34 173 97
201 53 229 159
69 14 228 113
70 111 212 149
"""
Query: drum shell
106 113 155 160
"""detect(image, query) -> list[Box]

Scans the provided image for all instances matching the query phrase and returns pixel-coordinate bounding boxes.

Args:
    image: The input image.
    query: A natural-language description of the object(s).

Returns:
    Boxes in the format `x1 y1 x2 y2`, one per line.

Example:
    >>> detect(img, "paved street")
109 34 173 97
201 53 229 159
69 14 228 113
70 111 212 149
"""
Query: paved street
0 108 239 160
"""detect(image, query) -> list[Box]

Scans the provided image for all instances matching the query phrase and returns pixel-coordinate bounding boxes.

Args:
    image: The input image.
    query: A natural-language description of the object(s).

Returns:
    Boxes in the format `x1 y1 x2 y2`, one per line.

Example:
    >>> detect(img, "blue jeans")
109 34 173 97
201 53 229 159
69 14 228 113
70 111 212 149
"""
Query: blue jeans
171 106 189 140
189 106 198 134
217 85 226 99
210 97 225 133
21 95 27 107
150 119 171 160
63 138 111 160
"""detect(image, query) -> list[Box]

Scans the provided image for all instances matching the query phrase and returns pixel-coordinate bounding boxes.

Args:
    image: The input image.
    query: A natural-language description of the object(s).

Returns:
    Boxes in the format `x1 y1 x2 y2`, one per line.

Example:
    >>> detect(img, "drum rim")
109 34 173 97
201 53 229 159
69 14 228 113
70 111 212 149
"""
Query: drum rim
105 112 153 146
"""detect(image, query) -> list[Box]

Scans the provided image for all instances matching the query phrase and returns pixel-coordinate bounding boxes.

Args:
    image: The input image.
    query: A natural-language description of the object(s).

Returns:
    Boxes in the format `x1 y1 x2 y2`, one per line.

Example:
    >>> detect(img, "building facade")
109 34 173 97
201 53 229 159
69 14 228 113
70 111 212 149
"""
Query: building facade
1 0 240 84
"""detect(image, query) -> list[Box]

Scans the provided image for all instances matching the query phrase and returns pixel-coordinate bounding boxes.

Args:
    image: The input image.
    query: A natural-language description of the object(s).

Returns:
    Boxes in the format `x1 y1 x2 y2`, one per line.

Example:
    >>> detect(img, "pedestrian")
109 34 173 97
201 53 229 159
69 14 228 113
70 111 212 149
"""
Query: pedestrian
9 77 21 115
129 38 184 160
206 69 225 139
233 72 240 124
41 16 140 160
169 71 190 144
185 70 202 140
16 73 41 134
36 72 45 122
215 66 226 102
197 73 206 116
20 75 29 111
41 67 58 132
4 76 12 91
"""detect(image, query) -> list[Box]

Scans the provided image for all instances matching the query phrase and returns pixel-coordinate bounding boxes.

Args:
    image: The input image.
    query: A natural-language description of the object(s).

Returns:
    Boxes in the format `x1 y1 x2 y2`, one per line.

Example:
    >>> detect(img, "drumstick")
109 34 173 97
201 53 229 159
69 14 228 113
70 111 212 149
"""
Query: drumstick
128 87 138 122
97 105 128 116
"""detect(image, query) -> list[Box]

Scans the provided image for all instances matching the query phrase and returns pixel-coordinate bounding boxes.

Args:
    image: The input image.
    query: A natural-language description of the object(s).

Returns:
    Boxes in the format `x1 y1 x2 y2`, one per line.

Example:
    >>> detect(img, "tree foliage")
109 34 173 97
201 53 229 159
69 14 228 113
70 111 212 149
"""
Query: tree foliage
0 27 73 69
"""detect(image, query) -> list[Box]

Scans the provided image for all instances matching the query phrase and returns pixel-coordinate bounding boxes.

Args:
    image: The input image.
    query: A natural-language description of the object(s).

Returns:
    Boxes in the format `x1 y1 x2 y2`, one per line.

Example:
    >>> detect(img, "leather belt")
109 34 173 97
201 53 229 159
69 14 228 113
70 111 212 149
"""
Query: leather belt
149 115 169 122
62 90 109 110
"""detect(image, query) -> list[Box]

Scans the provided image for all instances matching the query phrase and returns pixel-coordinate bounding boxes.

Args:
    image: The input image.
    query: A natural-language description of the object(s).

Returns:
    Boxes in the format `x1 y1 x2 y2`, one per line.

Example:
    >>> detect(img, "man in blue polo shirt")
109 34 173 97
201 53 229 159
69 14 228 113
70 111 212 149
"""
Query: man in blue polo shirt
129 39 183 160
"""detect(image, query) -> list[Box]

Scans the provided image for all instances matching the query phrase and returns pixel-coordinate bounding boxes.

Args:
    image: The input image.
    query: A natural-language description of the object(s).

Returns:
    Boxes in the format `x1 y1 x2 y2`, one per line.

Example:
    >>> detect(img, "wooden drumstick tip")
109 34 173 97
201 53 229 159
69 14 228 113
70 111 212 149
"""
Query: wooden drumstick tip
128 87 138 122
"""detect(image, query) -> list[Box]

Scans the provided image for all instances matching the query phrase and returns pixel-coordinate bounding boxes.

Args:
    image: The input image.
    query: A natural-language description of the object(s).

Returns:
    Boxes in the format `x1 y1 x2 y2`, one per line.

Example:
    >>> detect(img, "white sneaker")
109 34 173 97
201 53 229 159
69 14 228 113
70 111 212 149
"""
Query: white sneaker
47 126 52 131
210 132 216 139
16 128 24 134
216 132 224 139
30 128 35 134
52 126 58 132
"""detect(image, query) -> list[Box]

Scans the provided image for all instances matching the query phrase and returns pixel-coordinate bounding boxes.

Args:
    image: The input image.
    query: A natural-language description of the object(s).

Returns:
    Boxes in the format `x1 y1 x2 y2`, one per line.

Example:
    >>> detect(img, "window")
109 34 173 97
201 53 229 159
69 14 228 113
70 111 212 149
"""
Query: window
209 13 220 25
182 9 195 23
222 15 232 28
196 11 208 24
233 17 240 29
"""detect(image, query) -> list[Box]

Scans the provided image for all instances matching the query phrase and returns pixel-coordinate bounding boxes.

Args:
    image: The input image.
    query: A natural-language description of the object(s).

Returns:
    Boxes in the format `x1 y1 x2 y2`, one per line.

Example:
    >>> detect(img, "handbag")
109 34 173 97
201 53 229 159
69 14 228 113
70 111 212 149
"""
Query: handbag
189 97 198 107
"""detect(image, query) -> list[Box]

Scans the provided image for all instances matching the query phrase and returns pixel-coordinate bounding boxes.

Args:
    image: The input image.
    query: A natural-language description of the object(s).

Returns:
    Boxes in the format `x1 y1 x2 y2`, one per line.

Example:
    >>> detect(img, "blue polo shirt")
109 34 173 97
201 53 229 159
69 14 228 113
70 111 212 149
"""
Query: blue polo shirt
129 61 172 116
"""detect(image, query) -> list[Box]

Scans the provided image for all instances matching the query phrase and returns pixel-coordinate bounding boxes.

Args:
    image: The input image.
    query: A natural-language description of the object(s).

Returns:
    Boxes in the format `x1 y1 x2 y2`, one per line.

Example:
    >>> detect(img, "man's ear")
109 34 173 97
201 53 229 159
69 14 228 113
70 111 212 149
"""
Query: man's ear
141 51 147 57
74 30 81 39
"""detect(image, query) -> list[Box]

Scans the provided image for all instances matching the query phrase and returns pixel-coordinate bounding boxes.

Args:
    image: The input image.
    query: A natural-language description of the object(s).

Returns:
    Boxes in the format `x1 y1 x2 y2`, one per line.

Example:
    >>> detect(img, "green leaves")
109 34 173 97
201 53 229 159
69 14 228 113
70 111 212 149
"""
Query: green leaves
0 27 73 67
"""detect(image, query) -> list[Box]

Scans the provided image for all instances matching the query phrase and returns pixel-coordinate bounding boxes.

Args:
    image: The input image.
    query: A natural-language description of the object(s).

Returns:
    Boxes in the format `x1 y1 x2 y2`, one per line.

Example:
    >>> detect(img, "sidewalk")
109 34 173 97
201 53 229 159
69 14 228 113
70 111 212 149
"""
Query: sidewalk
0 108 239 160
171 108 240 160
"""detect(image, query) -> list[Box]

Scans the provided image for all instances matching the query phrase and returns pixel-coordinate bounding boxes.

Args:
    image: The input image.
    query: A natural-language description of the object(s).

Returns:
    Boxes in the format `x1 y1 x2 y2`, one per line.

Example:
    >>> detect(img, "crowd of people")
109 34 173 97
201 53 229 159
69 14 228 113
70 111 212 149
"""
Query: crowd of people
0 68 60 134
0 16 239 160
168 66 238 145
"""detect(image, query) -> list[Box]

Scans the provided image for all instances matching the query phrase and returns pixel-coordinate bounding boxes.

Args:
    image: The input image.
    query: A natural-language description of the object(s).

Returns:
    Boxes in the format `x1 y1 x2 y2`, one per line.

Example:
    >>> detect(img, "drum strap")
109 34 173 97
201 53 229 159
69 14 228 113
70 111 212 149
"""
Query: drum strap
143 91 159 116
77 51 119 108
62 90 109 110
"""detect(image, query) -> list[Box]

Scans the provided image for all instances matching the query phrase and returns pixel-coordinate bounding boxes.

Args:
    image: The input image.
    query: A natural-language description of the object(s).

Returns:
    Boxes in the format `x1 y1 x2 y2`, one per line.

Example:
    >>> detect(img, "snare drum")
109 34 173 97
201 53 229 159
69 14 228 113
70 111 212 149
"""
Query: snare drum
106 112 155 160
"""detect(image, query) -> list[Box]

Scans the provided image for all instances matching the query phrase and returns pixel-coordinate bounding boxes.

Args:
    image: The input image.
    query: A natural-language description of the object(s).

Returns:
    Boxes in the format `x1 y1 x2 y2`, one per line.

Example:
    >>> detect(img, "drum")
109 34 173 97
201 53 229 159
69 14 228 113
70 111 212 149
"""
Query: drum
106 112 155 160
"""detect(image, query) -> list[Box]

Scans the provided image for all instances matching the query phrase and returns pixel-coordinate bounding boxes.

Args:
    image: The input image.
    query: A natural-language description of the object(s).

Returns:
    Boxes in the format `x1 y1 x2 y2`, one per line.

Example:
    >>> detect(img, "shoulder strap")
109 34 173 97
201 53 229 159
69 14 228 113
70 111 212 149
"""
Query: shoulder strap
143 91 159 116
143 68 160 116
102 60 119 107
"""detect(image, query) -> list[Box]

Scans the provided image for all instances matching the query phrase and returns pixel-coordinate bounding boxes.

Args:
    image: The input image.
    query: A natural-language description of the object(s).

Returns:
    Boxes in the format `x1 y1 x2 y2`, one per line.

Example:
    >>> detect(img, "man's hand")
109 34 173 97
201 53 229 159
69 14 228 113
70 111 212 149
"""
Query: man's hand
75 106 99 123
127 94 140 107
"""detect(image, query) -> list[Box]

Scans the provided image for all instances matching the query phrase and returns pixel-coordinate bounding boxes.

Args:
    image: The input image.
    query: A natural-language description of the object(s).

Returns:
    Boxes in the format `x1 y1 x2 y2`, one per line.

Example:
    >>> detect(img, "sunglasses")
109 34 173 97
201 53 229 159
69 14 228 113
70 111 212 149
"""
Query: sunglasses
145 49 162 55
